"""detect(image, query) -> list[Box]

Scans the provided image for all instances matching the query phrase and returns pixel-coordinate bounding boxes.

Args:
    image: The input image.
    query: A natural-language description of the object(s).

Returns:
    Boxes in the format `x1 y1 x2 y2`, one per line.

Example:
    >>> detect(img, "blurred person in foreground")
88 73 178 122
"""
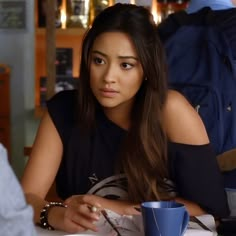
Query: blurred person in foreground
0 143 36 236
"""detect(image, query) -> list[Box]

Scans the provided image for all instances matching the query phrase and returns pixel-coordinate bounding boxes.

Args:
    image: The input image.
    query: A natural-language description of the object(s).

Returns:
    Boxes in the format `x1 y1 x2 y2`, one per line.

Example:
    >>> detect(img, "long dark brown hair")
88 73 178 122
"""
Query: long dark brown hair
78 3 170 202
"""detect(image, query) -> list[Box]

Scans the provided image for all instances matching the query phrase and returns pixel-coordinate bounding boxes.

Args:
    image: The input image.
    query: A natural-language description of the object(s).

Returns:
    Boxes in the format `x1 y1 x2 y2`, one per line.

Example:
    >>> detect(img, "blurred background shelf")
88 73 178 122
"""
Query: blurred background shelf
34 0 189 113
36 27 86 35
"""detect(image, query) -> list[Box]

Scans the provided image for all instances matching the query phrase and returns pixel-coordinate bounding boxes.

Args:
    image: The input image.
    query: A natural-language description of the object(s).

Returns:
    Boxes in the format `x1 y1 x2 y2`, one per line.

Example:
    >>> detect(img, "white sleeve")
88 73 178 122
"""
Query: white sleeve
0 143 36 236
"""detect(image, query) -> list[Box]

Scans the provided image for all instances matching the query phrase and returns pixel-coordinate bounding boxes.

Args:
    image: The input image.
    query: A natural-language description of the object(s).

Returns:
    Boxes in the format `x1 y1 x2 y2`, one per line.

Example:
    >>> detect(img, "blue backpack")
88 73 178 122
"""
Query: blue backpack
158 7 236 155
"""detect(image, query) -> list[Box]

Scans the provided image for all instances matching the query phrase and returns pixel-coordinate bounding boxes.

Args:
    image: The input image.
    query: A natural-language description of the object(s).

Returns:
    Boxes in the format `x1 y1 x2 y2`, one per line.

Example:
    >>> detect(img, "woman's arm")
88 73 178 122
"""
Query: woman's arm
174 197 205 216
163 90 208 216
163 90 209 146
21 111 63 222
21 111 138 233
21 111 94 233
162 90 229 217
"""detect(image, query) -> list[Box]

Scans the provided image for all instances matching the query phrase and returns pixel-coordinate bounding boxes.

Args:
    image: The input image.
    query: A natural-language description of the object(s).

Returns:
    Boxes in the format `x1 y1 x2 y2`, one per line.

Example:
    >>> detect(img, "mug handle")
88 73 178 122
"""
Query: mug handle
181 210 190 235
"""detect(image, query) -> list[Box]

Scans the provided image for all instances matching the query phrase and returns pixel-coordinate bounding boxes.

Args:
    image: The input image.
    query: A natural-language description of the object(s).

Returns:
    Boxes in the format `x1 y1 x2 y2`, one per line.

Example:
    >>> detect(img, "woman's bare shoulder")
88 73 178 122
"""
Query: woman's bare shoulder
162 90 209 145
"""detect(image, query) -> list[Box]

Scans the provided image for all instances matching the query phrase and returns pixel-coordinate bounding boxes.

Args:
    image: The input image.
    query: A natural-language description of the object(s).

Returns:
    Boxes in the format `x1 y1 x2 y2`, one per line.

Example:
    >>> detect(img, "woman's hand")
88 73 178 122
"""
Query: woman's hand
48 194 102 233
48 194 141 233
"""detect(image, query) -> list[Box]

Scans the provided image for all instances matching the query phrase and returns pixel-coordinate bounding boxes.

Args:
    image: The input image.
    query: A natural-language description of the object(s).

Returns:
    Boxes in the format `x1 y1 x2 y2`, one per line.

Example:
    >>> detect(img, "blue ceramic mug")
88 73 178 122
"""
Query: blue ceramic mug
141 201 189 236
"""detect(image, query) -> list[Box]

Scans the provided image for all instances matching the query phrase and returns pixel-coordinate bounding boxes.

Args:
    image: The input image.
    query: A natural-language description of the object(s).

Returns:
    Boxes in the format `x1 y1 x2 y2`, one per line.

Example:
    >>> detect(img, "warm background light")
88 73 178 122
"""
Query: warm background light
151 0 158 24
60 9 67 29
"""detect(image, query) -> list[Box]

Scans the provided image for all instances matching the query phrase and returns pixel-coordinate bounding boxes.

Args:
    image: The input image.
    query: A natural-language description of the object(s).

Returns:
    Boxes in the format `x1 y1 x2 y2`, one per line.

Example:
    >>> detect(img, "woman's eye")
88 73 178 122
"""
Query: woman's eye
93 57 105 65
121 63 133 70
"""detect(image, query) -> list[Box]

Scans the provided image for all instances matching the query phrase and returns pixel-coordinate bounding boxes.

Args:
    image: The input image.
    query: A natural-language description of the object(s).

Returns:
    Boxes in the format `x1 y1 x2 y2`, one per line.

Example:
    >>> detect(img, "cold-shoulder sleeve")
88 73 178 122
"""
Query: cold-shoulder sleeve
168 142 230 218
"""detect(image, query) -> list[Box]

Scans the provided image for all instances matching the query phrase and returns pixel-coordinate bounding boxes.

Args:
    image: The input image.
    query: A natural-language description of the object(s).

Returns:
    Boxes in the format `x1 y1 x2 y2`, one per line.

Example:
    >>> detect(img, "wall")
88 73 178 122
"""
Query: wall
0 0 39 178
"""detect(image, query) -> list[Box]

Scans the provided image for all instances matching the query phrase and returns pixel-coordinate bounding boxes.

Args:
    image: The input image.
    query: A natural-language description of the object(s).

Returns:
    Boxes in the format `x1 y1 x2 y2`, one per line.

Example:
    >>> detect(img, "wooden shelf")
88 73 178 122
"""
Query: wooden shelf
36 27 87 35
35 27 85 109
34 0 86 110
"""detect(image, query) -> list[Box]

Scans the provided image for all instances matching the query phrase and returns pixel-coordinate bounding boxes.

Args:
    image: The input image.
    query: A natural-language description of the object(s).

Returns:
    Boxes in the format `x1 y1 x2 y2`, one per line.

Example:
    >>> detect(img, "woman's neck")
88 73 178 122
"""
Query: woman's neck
103 104 132 131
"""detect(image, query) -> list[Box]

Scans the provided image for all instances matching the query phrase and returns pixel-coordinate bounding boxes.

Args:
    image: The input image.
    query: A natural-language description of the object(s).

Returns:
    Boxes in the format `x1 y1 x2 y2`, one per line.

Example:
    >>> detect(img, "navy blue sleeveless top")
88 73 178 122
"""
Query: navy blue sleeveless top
47 90 229 217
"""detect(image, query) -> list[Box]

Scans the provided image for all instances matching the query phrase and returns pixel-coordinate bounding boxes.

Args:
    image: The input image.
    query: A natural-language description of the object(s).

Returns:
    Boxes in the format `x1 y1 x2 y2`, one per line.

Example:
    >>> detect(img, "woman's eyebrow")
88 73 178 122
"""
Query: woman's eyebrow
91 50 107 57
118 55 139 61
91 50 138 61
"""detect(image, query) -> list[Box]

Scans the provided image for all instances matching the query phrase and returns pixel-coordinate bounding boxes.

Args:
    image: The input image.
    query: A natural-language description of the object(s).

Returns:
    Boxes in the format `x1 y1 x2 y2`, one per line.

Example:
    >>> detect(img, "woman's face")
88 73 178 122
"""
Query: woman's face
89 32 144 112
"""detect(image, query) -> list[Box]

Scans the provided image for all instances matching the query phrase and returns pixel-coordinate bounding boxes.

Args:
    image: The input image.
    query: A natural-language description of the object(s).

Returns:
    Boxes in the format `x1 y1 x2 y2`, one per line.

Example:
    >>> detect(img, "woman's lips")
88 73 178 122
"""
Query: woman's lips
100 88 119 97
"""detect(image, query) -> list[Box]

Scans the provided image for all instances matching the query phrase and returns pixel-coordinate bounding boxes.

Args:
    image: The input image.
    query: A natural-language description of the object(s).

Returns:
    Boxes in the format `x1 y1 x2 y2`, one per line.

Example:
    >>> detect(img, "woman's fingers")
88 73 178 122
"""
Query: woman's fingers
65 194 101 209
64 198 100 232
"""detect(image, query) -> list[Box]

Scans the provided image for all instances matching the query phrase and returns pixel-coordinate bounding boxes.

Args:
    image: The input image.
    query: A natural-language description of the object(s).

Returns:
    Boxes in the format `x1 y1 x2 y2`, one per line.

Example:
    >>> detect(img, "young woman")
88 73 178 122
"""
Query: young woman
21 3 229 233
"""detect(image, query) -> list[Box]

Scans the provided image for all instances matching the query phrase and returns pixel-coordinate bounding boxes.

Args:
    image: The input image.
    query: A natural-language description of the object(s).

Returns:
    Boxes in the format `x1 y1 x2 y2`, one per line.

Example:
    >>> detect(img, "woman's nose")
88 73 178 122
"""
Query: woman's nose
103 64 117 83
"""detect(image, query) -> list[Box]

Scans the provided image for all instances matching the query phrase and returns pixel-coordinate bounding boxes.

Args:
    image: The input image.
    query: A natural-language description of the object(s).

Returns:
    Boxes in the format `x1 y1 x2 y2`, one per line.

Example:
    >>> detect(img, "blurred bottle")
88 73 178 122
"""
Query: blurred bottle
55 0 63 28
89 0 114 26
156 0 189 24
66 0 90 28
38 0 62 28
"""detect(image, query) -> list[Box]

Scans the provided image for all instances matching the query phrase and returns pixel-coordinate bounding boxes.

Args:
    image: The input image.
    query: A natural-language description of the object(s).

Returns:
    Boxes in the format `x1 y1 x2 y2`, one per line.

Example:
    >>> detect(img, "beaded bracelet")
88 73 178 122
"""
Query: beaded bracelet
40 201 66 230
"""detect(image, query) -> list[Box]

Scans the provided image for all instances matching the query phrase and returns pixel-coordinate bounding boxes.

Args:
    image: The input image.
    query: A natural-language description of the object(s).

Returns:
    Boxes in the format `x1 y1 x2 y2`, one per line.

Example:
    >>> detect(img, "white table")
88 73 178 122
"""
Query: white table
36 214 217 236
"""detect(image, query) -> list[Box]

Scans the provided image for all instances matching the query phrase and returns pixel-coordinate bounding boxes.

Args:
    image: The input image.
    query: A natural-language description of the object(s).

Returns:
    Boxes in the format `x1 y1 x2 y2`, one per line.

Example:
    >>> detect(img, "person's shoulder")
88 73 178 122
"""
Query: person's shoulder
46 89 77 122
0 143 7 158
163 90 196 123
0 143 8 168
49 89 77 103
164 89 188 109
162 89 209 145
163 89 193 116
47 89 77 109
